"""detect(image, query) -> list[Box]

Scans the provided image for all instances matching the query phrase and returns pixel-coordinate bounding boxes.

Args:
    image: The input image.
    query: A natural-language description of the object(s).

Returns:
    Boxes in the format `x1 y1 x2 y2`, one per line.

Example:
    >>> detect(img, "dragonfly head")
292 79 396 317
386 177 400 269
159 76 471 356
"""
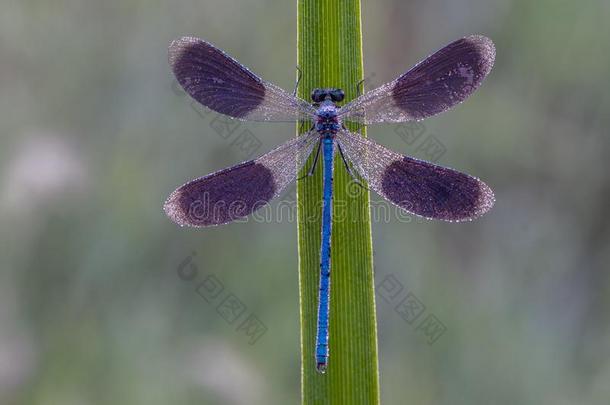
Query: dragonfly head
311 88 344 103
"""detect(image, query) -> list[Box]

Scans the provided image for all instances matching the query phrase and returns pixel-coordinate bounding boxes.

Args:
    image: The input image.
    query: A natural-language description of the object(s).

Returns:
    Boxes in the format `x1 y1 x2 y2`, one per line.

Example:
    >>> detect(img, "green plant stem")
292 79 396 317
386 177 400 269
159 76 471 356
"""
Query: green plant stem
296 0 379 403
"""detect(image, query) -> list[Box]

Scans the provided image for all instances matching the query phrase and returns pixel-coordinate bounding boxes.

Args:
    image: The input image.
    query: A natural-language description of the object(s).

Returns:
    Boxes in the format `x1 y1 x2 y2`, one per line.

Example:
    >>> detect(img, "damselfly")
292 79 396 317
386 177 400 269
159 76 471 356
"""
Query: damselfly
164 35 496 373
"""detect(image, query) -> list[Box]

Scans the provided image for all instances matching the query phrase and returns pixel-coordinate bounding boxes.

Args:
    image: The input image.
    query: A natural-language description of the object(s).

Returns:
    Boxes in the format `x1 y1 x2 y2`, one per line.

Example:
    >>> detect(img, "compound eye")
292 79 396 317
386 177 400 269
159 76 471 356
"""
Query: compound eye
311 89 325 103
330 89 345 102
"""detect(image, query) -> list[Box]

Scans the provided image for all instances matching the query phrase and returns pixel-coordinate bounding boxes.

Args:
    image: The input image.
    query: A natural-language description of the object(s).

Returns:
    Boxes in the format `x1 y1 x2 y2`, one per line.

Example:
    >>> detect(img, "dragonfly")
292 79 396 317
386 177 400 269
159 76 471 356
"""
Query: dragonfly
164 35 496 373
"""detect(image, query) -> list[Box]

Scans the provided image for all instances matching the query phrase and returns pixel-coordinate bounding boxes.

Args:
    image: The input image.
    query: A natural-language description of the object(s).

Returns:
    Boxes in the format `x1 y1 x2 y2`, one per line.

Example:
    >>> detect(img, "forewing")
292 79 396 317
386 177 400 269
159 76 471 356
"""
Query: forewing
336 129 494 221
339 35 495 124
164 132 318 227
169 37 316 121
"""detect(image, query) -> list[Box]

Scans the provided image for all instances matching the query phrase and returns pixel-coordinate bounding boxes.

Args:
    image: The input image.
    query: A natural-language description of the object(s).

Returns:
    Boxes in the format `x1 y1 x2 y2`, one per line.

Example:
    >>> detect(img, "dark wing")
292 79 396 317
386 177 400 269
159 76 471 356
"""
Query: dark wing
169 37 316 122
164 132 318 227
336 129 494 221
339 35 495 124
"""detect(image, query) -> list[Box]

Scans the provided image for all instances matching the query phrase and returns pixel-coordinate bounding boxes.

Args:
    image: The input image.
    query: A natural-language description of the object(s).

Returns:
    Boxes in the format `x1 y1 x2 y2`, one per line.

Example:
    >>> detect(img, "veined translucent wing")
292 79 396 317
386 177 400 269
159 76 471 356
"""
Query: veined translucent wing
339 35 495 124
164 132 318 227
336 129 494 221
169 37 316 122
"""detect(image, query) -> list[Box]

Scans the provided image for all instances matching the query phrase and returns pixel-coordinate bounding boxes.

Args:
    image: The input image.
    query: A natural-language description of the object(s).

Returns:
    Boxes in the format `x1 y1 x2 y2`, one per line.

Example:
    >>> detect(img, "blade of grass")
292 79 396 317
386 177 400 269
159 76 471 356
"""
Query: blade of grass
296 0 380 403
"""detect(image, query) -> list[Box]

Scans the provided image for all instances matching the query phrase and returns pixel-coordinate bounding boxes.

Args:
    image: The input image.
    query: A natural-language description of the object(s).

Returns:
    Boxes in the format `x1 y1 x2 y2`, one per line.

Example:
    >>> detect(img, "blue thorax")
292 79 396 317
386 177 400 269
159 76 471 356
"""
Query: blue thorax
315 100 341 136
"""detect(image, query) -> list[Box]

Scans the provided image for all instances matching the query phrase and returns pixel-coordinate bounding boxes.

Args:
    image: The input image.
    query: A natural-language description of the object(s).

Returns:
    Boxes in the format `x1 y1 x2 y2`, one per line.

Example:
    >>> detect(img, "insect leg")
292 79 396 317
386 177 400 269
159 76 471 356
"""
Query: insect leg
337 142 367 190
293 65 303 97
298 136 322 181
354 78 365 97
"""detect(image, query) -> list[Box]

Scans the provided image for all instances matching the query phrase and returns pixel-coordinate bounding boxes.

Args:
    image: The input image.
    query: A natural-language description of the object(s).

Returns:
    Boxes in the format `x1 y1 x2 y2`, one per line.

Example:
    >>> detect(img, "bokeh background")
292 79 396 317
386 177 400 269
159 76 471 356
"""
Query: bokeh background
1 0 609 404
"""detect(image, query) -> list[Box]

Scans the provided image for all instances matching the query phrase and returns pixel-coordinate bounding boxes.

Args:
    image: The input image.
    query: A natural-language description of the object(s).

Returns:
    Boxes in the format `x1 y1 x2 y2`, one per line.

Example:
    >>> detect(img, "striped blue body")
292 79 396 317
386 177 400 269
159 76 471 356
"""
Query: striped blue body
314 99 341 373
316 136 334 372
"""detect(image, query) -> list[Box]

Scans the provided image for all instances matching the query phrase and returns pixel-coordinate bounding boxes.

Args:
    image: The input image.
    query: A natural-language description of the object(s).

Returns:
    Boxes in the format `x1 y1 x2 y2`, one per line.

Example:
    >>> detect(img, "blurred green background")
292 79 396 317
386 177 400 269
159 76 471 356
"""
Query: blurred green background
1 0 609 404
